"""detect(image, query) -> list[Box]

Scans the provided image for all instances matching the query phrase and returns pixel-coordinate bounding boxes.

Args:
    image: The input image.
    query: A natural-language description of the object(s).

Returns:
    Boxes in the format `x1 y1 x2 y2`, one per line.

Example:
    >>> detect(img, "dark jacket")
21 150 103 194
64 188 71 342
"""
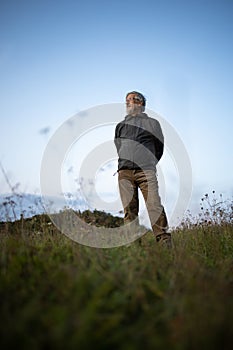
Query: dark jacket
114 113 164 171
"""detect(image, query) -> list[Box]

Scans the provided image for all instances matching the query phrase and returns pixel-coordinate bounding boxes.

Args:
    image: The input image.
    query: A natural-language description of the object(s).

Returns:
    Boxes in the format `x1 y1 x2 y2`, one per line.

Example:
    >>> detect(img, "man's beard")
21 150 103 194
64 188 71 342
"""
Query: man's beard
126 105 141 115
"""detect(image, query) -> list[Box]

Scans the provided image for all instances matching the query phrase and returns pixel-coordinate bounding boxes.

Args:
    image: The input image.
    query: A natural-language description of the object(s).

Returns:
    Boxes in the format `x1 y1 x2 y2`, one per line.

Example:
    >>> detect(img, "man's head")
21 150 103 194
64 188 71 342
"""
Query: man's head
125 91 146 115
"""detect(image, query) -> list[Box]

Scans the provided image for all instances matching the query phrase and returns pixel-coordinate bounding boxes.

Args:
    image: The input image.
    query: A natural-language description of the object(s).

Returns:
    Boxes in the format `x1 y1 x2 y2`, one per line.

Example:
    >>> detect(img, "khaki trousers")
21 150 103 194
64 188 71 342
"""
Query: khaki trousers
118 169 169 241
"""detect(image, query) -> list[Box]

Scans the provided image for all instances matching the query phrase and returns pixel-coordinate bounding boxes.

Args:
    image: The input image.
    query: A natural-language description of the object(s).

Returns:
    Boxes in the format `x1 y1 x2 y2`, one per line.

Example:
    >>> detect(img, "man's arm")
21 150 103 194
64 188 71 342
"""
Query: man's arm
152 119 164 162
114 123 121 153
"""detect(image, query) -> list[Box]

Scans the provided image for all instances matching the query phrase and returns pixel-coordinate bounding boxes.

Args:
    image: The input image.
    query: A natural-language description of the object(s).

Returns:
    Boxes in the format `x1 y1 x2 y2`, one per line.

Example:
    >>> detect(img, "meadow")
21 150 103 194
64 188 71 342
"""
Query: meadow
0 193 233 350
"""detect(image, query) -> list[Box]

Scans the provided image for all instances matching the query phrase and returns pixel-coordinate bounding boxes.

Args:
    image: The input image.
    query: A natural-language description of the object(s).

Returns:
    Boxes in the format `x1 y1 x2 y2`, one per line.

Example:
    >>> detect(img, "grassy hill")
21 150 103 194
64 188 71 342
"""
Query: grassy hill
0 206 233 349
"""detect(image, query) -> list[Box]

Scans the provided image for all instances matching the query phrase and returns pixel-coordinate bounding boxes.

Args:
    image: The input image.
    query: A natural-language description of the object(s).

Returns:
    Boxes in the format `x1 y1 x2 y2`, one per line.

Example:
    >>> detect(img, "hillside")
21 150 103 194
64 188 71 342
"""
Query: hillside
0 206 233 349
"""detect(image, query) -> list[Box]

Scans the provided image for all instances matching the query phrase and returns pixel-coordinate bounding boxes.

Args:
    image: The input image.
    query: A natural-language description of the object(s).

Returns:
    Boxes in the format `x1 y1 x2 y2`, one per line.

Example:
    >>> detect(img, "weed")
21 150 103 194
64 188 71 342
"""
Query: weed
0 168 232 349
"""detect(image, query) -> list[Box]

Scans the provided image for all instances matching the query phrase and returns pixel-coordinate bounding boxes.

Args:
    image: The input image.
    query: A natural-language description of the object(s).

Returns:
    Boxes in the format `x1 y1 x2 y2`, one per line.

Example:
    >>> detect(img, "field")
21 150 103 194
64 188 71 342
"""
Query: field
0 204 233 349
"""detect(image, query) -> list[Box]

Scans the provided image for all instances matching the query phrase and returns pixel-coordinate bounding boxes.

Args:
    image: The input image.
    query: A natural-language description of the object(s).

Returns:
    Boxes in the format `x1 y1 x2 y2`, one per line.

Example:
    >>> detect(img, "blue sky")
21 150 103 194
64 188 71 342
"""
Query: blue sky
1 0 233 220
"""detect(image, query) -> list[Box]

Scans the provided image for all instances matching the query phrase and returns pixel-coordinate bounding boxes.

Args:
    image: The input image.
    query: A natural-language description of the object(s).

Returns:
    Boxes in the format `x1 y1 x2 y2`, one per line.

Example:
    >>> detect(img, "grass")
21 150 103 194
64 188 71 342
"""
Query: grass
0 207 233 350
0 189 232 349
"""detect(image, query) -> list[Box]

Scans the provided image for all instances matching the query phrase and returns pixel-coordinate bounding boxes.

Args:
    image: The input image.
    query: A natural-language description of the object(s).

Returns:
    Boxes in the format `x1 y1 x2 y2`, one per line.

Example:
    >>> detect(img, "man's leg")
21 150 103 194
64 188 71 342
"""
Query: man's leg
118 170 139 224
136 170 171 244
152 207 171 244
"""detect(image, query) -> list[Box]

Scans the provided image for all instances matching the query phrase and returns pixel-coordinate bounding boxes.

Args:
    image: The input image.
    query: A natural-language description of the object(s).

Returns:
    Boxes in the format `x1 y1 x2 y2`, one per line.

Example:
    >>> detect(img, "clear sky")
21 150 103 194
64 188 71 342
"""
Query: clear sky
1 0 233 221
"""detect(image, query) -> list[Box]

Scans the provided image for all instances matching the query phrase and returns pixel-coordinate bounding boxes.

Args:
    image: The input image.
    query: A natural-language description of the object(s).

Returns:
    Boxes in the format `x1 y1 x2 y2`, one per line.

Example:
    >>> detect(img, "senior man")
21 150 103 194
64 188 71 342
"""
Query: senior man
114 91 171 246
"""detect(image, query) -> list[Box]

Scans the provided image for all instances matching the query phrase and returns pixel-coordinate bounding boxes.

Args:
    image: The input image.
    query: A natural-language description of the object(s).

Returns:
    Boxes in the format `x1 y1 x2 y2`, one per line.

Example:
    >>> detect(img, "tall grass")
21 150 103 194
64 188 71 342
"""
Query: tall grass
0 191 233 350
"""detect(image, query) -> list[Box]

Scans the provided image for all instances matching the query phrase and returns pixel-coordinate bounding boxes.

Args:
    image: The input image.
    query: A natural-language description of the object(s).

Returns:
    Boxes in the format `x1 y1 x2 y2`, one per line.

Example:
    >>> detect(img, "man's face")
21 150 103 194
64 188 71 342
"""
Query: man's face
126 93 143 115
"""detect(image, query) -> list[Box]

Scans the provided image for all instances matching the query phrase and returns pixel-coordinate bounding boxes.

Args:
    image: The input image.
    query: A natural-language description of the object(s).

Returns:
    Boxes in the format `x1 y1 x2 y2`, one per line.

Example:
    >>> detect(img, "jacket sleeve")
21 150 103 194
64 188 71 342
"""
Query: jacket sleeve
114 123 121 153
152 120 164 162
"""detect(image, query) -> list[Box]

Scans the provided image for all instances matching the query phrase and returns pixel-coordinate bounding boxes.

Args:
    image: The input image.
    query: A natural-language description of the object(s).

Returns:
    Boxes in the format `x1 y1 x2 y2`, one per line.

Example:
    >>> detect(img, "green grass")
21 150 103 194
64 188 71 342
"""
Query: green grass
0 215 233 350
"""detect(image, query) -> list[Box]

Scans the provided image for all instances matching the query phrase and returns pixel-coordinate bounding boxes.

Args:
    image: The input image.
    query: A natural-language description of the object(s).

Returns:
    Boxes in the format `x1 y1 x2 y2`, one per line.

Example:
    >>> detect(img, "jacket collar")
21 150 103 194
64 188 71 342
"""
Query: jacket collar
125 113 148 120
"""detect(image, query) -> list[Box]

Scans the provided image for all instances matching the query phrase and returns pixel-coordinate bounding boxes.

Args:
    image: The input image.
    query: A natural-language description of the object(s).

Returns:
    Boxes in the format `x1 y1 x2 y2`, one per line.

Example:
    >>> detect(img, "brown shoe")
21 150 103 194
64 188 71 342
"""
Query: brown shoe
156 233 172 248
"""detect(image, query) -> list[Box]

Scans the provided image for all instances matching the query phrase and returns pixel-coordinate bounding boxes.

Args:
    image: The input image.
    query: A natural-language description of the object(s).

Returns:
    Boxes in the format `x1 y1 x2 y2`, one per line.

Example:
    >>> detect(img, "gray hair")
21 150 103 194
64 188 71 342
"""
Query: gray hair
126 91 146 108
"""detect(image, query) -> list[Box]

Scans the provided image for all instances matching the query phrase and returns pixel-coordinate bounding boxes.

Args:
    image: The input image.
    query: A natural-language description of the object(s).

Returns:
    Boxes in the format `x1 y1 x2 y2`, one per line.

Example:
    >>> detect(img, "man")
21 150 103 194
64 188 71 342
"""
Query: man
114 91 171 246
